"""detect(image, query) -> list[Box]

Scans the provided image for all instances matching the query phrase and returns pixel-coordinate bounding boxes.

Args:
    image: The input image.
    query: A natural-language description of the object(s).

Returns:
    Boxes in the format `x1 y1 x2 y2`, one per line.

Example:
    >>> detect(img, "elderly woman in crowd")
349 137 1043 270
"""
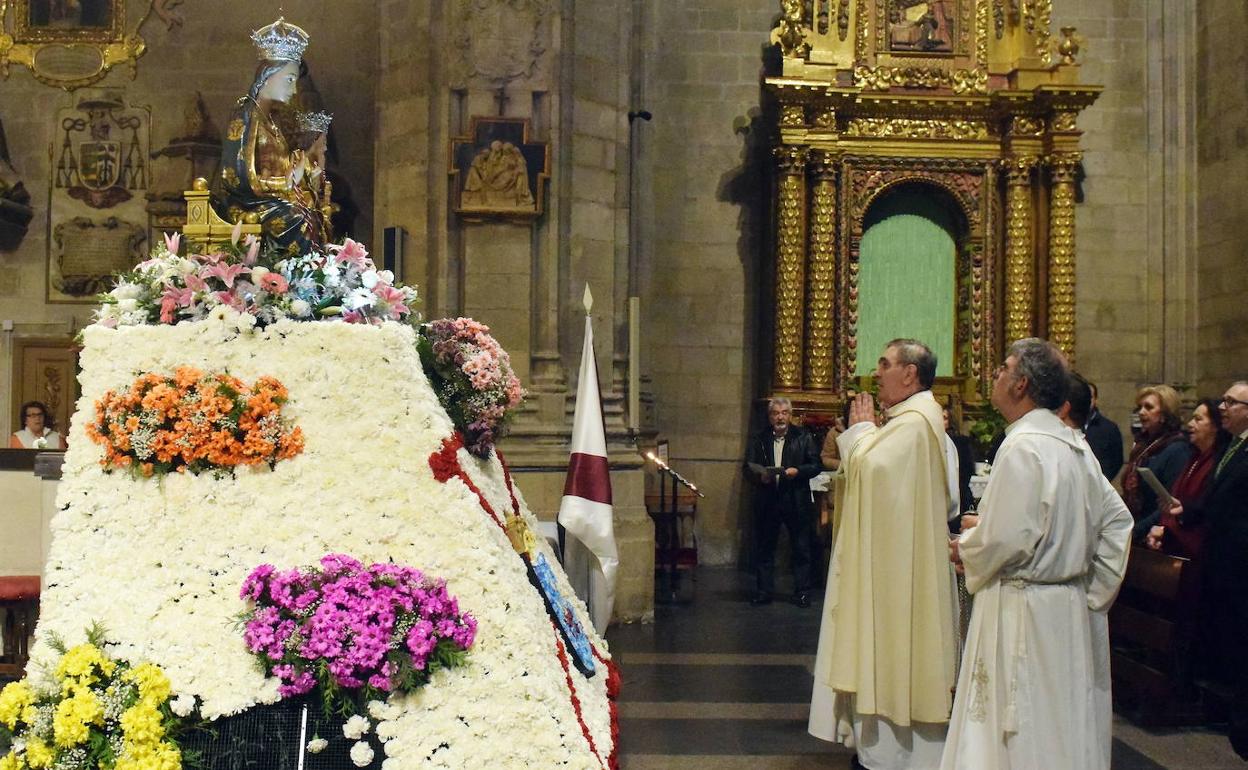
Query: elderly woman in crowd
1123 385 1191 533
1142 398 1232 555
9 400 63 449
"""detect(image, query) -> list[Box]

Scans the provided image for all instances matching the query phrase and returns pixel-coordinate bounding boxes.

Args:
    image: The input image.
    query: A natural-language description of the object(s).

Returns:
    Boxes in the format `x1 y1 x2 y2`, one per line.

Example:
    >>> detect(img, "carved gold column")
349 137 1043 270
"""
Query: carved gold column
1003 156 1037 345
804 151 836 390
1047 152 1080 362
773 145 808 390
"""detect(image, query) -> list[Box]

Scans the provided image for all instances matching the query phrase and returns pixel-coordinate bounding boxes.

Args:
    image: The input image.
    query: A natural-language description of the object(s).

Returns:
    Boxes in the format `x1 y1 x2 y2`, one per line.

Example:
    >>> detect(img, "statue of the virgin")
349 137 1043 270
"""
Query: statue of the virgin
214 18 328 254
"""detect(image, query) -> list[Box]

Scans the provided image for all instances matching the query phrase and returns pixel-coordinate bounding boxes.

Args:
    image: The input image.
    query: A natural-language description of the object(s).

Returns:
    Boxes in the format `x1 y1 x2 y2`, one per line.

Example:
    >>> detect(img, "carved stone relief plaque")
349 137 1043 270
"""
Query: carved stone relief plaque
47 88 150 302
450 0 552 88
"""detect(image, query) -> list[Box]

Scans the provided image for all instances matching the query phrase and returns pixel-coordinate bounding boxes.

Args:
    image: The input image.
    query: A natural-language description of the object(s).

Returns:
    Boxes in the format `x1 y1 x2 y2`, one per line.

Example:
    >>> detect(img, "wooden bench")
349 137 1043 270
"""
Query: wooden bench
1109 545 1204 726
0 575 40 680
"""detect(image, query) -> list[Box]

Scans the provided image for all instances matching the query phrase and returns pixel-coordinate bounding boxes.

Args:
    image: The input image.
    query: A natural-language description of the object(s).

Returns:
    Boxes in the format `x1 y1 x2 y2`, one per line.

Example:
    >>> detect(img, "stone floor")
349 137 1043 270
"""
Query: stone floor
605 567 1245 769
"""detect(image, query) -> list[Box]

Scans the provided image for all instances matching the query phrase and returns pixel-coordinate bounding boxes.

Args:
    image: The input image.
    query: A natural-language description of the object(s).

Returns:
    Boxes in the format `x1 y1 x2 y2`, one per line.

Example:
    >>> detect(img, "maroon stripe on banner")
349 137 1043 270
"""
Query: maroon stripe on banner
563 452 613 505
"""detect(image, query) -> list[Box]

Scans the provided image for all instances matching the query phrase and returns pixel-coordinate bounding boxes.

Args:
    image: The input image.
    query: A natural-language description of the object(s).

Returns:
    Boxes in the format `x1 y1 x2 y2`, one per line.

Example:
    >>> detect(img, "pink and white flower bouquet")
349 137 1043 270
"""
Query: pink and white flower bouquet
96 231 418 329
416 318 525 457
238 554 476 715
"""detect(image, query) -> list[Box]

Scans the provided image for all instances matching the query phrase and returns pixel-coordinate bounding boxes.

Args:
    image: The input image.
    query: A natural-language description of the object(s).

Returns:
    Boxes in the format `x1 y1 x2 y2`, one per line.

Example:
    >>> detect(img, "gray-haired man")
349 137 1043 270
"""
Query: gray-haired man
744 396 822 606
944 338 1132 770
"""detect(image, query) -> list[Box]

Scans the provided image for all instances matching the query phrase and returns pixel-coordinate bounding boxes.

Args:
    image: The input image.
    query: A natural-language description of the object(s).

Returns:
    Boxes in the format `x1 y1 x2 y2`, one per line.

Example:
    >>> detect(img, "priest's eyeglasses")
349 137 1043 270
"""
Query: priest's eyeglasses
1221 396 1248 408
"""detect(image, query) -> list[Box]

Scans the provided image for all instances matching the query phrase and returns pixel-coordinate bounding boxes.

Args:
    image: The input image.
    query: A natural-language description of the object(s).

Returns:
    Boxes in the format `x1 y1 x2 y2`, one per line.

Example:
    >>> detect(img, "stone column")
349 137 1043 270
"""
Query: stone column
804 150 836 391
773 145 808 391
1047 151 1081 362
1003 156 1037 345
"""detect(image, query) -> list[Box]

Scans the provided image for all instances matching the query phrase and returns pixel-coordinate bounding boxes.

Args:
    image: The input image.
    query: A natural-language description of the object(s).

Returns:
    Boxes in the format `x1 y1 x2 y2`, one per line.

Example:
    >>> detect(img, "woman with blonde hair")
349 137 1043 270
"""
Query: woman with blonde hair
1123 384 1191 529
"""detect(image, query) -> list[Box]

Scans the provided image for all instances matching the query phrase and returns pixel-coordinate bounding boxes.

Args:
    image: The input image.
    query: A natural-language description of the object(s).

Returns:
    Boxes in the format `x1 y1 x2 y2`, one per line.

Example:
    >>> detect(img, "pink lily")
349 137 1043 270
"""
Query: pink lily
330 238 370 268
230 219 243 246
185 272 207 292
243 235 260 265
205 262 249 288
214 291 246 312
160 286 193 323
373 284 410 317
163 231 181 255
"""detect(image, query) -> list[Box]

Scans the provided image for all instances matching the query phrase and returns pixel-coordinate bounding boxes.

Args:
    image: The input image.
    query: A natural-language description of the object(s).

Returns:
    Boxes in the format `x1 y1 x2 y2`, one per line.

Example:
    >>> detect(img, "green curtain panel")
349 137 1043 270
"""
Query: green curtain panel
855 189 957 377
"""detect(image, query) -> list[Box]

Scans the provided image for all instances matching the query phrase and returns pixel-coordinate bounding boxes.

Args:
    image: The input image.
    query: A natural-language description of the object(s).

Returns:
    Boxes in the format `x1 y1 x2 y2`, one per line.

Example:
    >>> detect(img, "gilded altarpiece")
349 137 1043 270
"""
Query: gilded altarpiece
765 0 1098 410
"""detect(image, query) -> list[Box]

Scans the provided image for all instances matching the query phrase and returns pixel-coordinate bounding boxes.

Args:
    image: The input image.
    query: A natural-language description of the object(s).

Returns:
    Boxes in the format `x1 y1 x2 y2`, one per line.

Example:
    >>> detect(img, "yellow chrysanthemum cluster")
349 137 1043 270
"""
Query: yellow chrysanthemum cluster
54 643 117 693
124 663 172 705
2 642 183 770
113 741 182 770
20 737 53 769
51 687 103 747
114 662 181 770
0 680 34 730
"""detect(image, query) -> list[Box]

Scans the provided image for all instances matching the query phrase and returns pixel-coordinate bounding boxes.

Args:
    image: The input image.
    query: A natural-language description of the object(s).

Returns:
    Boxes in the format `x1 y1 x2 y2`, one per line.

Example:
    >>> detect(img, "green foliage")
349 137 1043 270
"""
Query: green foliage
968 406 1006 460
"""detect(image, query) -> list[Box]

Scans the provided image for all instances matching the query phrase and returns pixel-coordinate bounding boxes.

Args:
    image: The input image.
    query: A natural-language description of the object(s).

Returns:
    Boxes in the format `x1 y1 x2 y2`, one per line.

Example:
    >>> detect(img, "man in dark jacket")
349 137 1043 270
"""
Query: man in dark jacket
1083 380 1125 480
745 396 822 607
1170 380 1248 759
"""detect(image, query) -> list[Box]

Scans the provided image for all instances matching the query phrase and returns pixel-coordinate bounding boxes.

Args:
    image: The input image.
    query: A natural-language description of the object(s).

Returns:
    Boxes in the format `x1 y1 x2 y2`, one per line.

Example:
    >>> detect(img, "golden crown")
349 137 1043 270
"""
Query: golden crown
250 17 309 63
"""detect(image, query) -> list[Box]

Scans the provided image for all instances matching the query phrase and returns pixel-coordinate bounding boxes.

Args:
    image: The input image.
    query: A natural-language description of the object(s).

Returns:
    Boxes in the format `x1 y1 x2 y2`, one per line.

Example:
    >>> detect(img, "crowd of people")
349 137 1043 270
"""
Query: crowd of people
744 337 1248 769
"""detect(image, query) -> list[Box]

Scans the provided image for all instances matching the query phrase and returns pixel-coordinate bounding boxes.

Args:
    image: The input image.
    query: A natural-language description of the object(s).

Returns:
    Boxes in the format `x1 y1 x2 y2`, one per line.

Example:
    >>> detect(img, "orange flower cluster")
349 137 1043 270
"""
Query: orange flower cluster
86 366 305 477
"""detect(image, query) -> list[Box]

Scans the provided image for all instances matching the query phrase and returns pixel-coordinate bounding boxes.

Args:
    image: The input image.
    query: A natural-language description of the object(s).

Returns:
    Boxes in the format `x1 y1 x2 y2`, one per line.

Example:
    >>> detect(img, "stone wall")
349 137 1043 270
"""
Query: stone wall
1052 0 1206 445
638 0 778 564
1058 0 1247 426
1196 0 1248 394
0 0 377 434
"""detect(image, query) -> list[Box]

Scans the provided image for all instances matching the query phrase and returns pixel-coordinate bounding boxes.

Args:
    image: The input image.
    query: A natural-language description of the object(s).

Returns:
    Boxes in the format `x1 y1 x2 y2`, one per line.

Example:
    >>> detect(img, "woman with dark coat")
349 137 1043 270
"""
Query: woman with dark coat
1123 384 1191 539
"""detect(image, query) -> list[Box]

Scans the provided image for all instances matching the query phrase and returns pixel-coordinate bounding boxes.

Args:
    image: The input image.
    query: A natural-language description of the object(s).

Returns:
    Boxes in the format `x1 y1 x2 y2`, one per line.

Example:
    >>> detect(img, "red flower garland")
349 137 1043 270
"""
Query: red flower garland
427 432 621 767
554 619 606 770
592 646 622 770
429 433 505 531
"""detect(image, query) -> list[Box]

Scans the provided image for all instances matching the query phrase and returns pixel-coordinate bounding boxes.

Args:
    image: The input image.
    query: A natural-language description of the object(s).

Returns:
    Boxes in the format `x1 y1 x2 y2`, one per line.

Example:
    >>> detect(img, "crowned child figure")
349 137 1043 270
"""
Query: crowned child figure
288 109 336 247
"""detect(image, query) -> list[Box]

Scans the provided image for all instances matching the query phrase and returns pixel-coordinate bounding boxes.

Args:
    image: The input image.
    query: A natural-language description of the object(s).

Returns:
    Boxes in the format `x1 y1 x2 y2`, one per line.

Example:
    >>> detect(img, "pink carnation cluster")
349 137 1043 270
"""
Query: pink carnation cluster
421 317 525 457
239 554 477 699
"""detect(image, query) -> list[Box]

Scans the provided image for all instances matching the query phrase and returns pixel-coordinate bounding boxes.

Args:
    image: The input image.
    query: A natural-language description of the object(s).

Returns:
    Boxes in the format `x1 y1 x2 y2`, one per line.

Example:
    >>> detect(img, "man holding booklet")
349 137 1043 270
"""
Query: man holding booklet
744 396 822 607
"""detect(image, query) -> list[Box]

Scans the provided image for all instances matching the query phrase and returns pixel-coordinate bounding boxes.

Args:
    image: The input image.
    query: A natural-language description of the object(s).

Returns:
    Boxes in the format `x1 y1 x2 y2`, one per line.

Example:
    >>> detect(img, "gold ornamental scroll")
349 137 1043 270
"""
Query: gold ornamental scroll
1047 151 1080 362
1003 156 1037 345
805 150 837 391
773 145 808 390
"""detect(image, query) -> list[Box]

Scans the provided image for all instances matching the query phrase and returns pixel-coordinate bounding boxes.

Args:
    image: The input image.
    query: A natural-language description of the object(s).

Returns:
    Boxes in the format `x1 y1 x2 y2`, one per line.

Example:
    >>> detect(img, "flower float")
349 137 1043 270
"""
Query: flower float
0 625 189 770
96 231 418 329
85 366 304 477
417 317 525 457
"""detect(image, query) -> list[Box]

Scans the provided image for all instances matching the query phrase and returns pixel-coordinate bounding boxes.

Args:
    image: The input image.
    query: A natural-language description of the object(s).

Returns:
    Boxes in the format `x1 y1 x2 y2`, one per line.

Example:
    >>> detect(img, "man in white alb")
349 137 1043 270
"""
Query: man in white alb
943 339 1132 770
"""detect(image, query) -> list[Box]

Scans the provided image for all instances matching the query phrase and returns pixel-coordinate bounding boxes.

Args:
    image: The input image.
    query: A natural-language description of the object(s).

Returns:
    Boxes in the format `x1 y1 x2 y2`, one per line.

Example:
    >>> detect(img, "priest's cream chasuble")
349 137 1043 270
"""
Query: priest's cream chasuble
810 389 958 763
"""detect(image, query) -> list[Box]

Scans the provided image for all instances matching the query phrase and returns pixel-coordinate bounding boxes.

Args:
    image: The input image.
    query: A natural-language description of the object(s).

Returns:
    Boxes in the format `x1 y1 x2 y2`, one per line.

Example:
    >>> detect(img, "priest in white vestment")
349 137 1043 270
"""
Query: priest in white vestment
809 338 959 770
943 339 1132 770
